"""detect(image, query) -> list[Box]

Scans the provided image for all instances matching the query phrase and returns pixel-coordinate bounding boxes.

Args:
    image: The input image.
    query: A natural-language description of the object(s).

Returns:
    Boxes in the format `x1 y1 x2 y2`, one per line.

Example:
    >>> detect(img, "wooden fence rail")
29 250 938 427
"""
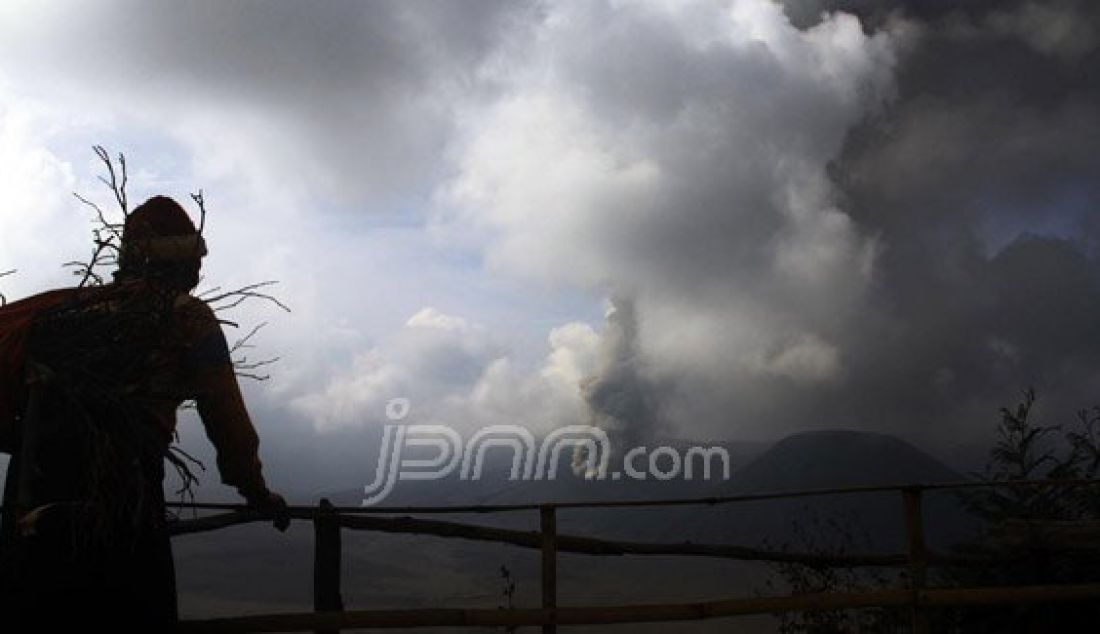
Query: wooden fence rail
7 479 1100 632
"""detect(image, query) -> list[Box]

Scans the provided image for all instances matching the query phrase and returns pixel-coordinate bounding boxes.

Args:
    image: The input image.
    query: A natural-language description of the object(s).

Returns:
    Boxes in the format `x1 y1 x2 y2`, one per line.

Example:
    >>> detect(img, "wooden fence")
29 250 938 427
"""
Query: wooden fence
160 479 1100 633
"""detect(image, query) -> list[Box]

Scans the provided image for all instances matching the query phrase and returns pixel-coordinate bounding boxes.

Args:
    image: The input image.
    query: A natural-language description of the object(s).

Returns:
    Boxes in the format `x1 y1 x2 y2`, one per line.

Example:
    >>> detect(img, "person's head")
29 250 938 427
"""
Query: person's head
116 196 207 290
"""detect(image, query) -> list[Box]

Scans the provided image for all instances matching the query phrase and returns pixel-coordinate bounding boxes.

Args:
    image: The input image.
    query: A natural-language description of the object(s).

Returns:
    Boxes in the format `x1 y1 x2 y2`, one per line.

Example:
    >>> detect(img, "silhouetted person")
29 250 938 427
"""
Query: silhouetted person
0 196 289 630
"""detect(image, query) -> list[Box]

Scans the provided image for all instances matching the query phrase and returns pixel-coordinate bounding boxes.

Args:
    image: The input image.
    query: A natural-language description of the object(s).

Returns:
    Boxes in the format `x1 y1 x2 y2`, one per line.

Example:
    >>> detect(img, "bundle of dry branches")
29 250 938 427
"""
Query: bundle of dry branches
46 145 291 521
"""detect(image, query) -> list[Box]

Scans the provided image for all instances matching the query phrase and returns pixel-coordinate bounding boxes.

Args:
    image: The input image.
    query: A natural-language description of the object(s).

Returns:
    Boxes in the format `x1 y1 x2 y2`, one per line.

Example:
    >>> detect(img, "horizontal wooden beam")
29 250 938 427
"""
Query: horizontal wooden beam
341 513 912 566
5 480 1100 519
169 509 912 567
177 583 1100 632
145 478 1100 516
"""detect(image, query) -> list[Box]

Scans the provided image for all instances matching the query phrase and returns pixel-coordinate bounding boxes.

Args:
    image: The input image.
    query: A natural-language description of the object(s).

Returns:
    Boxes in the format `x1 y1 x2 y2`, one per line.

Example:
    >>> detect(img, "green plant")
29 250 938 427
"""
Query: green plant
941 388 1100 632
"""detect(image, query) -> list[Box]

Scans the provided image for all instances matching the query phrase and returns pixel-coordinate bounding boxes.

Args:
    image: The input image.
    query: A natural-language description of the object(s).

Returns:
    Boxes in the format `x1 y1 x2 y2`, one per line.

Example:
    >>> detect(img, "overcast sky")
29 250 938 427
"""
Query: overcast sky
2 0 1098 496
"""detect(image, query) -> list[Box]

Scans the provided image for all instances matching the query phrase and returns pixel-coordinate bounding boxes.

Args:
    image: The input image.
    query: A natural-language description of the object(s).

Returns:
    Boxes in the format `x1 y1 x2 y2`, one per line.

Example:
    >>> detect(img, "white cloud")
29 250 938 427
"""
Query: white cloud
406 307 471 332
290 305 599 434
0 91 86 296
438 0 900 437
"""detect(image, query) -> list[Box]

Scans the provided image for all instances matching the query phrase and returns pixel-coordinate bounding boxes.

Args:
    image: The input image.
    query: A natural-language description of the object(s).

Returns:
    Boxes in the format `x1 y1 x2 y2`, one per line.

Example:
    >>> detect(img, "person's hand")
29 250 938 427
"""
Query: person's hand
247 490 291 532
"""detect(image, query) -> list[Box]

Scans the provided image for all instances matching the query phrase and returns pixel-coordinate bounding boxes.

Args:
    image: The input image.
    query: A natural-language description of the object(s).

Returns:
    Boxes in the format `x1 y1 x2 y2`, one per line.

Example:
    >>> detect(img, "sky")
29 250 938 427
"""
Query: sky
1 0 1099 496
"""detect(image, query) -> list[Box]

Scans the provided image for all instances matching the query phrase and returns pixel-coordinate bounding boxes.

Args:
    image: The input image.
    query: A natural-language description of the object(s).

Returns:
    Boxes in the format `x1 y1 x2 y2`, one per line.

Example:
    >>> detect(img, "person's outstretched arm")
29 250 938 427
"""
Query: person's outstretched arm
182 298 289 530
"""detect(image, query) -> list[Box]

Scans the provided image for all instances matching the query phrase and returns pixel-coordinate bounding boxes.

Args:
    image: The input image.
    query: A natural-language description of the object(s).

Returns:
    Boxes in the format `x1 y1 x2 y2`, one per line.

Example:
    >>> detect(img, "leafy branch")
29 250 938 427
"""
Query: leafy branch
964 388 1100 523
942 388 1100 632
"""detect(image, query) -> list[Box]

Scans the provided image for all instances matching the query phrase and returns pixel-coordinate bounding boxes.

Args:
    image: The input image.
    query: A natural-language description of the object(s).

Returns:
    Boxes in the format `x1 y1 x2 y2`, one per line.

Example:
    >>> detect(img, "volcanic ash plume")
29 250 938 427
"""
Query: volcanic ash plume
574 296 663 473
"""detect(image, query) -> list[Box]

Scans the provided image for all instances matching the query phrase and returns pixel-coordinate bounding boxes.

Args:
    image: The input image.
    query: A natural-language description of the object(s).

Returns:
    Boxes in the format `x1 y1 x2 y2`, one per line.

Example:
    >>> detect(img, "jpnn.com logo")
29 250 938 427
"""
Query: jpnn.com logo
363 398 731 506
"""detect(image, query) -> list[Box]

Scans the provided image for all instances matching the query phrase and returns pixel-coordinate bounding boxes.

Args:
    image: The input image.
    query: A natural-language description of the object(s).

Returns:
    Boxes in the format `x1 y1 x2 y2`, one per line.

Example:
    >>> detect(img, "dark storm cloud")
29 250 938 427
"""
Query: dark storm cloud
648 0 1100 443
776 0 1100 440
0 0 530 205
443 0 1100 446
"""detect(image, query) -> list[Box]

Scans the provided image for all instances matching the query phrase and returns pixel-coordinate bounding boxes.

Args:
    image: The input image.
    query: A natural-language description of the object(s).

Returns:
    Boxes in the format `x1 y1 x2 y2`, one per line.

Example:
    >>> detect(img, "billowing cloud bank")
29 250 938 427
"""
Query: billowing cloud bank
439 1 899 439
3 1 1099 463
439 0 1100 444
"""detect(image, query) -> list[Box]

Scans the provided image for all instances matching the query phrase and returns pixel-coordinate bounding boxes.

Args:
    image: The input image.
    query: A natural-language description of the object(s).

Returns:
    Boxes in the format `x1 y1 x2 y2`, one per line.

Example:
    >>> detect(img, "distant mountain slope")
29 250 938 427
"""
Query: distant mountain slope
725 430 960 491
319 430 976 549
322 438 767 534
664 430 973 550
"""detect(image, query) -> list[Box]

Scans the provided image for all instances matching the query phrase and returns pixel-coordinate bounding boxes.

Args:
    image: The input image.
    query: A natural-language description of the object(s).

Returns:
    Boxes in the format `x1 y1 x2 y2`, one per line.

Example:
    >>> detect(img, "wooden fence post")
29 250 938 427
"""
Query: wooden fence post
541 504 558 634
314 498 344 634
902 487 931 634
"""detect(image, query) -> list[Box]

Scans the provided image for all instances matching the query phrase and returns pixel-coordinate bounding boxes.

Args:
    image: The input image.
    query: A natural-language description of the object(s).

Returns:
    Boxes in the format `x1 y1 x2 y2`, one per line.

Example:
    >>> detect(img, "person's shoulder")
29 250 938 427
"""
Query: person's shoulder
175 293 215 315
177 295 233 368
175 293 218 321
